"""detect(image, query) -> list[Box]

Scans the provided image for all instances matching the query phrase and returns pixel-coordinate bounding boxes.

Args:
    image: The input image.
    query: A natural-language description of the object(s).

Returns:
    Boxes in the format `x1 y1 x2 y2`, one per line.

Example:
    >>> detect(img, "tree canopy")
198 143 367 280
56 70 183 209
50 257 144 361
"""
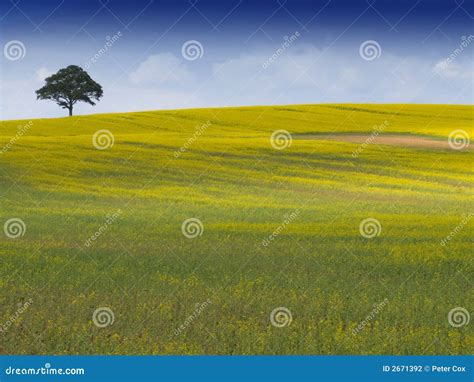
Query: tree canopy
36 65 103 116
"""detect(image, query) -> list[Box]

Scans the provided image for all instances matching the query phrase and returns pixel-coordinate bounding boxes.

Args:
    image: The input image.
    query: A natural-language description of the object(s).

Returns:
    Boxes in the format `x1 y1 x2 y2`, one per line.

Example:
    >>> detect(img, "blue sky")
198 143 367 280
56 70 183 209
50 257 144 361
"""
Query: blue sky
1 0 473 120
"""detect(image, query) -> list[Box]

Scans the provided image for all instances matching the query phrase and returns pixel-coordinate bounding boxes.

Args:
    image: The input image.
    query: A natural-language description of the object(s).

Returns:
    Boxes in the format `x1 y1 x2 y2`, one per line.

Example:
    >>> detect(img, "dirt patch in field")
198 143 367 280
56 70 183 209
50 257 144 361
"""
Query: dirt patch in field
295 134 460 149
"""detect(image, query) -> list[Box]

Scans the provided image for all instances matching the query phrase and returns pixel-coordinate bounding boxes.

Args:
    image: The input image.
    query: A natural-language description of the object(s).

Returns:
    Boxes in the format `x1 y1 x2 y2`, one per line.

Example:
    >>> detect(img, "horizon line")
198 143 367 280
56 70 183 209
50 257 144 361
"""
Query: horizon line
2 102 473 123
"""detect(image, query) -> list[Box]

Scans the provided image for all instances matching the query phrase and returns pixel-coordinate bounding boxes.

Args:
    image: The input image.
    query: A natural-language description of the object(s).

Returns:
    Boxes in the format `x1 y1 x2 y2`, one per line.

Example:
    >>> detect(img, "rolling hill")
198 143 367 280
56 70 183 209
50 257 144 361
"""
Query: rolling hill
0 104 472 354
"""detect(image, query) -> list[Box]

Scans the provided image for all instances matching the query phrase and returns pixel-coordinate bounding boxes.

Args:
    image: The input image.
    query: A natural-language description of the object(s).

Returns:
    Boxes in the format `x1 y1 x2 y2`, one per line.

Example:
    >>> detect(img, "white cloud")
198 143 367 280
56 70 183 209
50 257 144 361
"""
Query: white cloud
3 45 473 120
129 53 194 86
433 59 473 79
207 46 388 104
36 67 53 82
205 46 473 105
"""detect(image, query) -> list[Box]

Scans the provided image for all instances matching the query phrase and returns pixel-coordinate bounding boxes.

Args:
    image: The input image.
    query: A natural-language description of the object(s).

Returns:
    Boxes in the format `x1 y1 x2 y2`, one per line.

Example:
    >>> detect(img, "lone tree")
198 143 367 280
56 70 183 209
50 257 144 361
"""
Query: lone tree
36 65 103 116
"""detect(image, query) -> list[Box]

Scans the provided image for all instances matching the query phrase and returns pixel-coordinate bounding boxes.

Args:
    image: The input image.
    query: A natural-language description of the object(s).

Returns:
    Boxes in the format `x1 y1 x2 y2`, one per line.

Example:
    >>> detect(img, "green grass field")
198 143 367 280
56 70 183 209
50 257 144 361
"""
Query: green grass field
0 104 472 355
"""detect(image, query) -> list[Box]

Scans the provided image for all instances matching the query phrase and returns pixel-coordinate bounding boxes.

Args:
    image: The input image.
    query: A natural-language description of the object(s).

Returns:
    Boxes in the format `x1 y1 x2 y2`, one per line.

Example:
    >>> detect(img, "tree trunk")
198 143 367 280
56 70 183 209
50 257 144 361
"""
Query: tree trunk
68 107 73 116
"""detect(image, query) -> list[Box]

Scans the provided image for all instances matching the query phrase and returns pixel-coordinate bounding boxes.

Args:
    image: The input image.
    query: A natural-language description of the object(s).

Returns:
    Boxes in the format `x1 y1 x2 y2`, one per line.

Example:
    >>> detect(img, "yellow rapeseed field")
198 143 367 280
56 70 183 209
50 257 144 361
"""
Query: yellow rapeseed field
0 104 472 354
